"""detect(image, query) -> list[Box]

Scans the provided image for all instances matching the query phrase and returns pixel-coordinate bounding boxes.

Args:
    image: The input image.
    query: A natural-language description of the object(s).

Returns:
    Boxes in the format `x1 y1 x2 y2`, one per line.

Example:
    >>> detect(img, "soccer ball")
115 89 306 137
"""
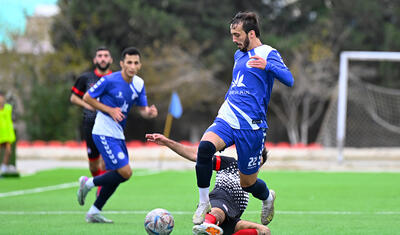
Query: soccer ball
144 208 174 235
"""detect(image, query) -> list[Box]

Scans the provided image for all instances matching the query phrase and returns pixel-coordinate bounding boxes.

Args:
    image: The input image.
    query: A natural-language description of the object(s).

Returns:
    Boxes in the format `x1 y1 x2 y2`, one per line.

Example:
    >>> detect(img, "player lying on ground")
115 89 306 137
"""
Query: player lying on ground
146 133 271 235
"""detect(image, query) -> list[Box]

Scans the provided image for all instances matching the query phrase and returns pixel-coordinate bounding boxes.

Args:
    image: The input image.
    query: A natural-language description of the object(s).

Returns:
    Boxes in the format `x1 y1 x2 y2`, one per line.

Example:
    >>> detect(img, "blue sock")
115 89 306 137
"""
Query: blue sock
195 141 216 188
93 170 126 186
92 171 126 210
242 178 269 201
94 183 119 210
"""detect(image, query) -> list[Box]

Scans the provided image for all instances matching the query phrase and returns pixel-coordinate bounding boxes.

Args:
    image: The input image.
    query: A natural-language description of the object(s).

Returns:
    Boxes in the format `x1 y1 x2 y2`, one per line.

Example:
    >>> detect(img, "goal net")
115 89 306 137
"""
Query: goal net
316 51 400 161
317 79 400 147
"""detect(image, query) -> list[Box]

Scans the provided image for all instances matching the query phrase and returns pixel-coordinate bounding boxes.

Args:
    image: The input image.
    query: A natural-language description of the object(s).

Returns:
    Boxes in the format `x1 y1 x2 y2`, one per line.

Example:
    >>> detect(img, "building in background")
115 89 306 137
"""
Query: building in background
14 4 59 54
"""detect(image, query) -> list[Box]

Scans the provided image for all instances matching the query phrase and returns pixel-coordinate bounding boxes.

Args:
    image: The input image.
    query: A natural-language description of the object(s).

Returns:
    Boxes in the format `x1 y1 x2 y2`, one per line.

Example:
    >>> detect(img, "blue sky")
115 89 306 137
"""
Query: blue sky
0 0 58 45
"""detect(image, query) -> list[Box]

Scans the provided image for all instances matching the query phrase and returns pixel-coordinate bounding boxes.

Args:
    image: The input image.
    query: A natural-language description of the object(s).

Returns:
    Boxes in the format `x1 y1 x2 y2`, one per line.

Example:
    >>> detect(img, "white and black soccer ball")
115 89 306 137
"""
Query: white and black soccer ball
144 208 174 235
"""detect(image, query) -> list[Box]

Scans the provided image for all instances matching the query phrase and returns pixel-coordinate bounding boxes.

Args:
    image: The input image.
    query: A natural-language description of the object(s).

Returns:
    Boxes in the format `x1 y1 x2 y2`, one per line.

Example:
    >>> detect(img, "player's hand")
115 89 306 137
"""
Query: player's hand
147 105 158 118
145 133 167 146
248 55 267 70
109 107 125 122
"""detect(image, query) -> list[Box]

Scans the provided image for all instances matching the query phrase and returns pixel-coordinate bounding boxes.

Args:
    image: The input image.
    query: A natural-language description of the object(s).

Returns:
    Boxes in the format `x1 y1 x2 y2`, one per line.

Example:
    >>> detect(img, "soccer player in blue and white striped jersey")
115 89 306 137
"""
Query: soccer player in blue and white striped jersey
76 47 158 223
193 11 294 227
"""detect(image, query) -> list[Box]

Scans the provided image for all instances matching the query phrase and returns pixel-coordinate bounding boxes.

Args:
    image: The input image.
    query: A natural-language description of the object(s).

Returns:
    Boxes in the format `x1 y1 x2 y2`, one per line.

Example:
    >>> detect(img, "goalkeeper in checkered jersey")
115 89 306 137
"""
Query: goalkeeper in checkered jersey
146 133 271 235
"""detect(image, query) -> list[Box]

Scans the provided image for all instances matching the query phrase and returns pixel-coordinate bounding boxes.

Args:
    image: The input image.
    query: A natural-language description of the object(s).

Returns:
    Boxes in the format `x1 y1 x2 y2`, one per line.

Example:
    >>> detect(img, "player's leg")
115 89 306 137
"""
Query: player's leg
194 121 231 224
240 171 275 226
233 220 270 235
0 142 11 173
85 120 106 177
235 129 275 225
77 135 130 223
87 135 106 197
193 208 224 235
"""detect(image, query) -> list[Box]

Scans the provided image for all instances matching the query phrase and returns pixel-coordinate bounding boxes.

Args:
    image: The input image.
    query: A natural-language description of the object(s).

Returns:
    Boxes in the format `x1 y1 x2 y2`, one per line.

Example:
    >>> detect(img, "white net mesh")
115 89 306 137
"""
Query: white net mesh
317 79 400 147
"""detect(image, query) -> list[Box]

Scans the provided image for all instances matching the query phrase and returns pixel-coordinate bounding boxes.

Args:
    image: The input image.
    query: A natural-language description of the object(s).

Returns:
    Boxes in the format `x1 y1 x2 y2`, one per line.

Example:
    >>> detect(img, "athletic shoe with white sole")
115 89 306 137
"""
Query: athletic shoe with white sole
77 176 91 206
261 189 276 225
192 222 223 235
192 202 212 225
86 213 113 223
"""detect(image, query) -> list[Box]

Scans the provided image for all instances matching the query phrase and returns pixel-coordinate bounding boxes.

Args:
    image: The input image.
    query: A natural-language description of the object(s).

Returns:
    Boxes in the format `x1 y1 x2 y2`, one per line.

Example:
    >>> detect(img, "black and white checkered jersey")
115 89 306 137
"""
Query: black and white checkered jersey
212 155 249 213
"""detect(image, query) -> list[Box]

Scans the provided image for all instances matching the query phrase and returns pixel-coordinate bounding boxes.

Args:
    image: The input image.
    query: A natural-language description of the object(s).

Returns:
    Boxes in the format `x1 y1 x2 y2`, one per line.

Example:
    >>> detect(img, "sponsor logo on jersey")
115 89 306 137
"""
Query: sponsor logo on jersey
231 71 246 88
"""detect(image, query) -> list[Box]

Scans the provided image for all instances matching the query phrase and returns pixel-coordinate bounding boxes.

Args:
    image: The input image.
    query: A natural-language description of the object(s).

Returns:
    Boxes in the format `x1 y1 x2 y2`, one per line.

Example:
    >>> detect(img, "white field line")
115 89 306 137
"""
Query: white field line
0 170 161 198
0 210 399 215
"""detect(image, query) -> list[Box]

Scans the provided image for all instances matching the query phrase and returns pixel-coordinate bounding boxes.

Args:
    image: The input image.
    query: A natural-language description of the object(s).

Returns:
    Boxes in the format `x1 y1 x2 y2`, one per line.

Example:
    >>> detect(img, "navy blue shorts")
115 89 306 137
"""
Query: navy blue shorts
92 134 129 170
206 118 266 175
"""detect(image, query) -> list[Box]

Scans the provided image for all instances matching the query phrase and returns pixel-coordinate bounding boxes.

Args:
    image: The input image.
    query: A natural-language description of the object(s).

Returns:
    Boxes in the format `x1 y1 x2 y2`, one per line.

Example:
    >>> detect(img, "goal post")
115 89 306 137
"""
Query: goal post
337 51 400 163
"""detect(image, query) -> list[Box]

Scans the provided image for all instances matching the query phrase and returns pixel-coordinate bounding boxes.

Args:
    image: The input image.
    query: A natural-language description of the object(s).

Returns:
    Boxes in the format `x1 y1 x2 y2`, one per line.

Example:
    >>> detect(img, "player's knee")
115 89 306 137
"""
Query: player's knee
197 141 216 164
89 160 100 173
240 175 257 188
118 166 132 180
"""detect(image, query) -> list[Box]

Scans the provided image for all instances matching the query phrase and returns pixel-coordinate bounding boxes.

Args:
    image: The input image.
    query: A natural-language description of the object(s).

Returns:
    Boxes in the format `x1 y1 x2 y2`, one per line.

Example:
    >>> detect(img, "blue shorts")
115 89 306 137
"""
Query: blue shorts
206 118 266 175
92 134 130 170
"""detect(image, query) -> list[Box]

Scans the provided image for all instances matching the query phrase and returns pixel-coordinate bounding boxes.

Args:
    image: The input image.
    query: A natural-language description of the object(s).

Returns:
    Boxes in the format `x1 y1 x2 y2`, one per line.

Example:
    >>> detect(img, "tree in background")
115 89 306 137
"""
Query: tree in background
3 0 400 143
0 46 88 141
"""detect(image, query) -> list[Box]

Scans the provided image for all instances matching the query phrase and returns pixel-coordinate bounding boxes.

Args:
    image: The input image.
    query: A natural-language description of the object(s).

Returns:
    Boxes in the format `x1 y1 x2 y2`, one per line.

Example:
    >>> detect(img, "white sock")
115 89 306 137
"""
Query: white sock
88 205 100 215
199 187 210 203
1 164 7 172
266 192 274 202
86 177 95 188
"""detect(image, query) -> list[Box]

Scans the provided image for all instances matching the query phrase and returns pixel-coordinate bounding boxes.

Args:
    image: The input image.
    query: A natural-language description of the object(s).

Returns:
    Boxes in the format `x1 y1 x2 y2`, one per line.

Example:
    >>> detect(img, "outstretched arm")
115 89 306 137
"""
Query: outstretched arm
145 133 197 162
138 105 158 119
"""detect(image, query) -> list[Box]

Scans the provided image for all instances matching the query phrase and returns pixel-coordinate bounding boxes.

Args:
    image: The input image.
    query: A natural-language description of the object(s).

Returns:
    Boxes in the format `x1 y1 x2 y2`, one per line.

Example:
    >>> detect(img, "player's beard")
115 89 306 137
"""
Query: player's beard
95 62 111 72
240 36 250 52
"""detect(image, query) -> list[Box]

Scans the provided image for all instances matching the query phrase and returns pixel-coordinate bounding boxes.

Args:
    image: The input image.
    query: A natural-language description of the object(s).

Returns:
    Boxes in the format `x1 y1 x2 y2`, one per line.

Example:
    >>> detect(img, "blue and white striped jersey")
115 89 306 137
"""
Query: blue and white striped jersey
88 71 148 139
217 44 294 130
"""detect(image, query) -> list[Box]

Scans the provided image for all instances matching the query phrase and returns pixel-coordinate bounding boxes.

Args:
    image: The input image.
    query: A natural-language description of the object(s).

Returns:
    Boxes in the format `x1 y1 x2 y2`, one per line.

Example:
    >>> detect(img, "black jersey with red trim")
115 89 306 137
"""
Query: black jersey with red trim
212 155 249 214
71 70 111 121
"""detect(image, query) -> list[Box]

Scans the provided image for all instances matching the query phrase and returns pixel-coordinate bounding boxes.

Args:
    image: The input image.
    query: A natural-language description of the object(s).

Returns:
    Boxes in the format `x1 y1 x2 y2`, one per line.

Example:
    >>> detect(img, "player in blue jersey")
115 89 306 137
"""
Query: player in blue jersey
193 11 294 226
76 47 158 223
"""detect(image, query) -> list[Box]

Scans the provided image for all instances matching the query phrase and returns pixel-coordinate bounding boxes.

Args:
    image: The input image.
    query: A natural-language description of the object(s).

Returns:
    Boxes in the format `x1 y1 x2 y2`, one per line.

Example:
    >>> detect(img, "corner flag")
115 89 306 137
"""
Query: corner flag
168 92 182 119
163 92 182 138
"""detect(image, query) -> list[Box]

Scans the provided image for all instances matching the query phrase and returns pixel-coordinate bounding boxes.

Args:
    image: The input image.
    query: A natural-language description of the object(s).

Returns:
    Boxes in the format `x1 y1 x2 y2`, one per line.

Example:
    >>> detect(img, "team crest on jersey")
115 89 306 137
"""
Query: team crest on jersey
246 58 256 68
232 71 246 88
116 91 123 98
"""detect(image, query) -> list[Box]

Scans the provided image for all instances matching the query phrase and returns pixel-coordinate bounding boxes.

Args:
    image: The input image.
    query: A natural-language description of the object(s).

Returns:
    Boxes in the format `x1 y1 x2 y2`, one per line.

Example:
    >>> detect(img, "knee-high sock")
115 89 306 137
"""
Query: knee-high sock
195 141 216 188
93 170 126 186
242 178 269 201
92 170 127 210
94 183 119 210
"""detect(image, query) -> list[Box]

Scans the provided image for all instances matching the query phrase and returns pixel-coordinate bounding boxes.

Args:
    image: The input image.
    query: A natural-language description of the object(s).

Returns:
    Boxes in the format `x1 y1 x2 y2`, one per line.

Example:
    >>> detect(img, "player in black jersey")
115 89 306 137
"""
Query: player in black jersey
70 47 113 183
146 133 271 235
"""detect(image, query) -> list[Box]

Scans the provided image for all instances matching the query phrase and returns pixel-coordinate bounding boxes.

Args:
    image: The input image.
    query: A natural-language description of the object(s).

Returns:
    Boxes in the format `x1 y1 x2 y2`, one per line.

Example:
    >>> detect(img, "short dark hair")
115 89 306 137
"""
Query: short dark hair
94 46 110 56
120 47 141 61
230 11 260 37
0 91 4 97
